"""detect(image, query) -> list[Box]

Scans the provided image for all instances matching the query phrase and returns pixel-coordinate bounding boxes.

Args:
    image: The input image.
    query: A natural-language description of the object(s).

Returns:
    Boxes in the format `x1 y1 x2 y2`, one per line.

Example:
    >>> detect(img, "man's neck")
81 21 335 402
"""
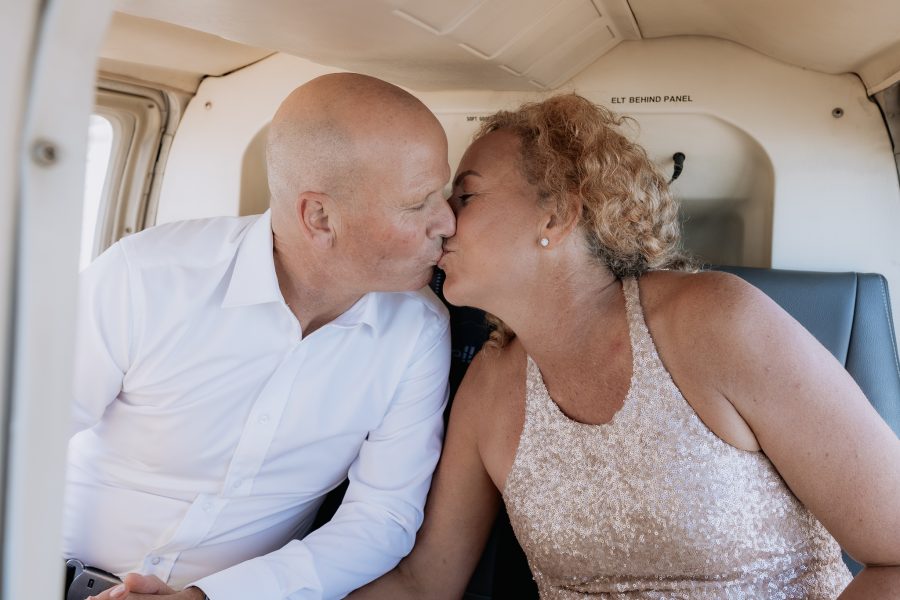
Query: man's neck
272 239 362 337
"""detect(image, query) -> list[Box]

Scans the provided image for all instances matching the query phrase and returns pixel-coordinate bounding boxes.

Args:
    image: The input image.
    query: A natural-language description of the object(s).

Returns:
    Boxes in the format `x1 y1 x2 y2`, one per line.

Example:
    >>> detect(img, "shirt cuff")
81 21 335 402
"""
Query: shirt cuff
188 547 323 600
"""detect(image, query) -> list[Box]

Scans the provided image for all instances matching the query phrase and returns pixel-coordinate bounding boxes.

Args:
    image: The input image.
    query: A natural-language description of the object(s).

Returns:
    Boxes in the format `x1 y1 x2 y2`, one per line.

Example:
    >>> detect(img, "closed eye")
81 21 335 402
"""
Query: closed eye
456 193 474 206
407 197 429 211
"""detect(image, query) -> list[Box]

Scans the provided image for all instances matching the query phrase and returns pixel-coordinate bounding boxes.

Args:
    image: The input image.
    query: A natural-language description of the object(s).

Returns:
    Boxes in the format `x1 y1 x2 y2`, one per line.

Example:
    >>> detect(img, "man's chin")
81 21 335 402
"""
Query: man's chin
419 265 439 290
375 266 436 293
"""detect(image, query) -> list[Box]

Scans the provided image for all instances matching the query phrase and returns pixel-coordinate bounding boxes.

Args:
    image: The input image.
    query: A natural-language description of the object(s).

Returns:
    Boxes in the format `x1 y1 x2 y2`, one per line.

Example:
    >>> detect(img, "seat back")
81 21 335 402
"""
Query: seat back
717 267 900 434
447 267 900 597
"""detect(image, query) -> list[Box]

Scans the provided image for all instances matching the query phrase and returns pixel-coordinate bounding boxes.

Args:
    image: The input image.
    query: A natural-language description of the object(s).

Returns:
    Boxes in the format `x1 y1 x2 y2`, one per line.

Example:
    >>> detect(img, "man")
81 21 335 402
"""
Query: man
65 73 455 600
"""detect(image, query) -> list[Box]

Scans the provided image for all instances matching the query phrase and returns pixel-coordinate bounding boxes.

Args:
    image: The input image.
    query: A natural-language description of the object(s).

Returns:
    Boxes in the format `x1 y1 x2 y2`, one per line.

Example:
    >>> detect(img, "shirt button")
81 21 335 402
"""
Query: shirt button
150 557 161 566
233 479 243 489
203 502 213 512
258 414 269 424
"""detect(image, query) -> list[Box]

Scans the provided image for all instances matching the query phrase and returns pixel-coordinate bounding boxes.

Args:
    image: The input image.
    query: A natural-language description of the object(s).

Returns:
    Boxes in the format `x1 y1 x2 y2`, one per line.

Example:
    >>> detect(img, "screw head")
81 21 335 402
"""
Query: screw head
31 139 58 166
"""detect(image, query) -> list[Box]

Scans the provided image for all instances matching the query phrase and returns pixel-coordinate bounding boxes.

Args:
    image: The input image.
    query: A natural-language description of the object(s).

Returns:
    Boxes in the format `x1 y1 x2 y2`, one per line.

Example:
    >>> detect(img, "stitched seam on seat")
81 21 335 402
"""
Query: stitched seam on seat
845 275 857 366
878 276 900 380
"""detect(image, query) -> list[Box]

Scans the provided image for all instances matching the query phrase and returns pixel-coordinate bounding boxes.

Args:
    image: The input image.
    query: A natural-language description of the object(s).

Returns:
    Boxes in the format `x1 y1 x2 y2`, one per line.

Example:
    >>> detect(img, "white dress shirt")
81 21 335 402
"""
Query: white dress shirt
63 211 450 599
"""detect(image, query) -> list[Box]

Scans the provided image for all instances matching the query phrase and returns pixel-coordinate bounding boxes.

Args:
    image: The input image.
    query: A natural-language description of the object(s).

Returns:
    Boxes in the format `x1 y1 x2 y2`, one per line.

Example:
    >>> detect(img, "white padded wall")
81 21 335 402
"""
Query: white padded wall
157 37 900 318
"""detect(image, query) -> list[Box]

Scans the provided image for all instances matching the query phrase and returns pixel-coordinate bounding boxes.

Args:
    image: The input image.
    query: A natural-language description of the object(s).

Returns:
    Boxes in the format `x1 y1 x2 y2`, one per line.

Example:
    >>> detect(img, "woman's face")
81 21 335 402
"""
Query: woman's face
439 130 547 309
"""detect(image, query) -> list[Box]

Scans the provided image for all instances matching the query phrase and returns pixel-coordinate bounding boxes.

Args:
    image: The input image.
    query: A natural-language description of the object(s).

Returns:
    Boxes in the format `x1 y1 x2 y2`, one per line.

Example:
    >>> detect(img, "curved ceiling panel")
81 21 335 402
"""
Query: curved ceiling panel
112 0 638 90
110 0 900 93
629 0 900 92
100 12 273 90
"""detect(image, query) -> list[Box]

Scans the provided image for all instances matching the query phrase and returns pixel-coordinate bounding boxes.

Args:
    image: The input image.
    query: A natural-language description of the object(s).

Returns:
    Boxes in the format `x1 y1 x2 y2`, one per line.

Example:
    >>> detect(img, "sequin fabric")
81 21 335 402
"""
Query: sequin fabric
502 277 852 599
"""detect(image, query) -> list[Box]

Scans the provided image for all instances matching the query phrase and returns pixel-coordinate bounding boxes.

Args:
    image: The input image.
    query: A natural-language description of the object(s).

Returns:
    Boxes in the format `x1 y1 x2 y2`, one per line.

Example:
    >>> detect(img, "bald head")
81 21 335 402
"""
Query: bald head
266 73 442 218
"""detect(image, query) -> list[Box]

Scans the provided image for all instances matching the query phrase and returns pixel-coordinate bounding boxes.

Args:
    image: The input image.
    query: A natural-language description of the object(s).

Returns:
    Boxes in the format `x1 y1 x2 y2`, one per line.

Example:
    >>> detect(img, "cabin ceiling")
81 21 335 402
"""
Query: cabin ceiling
107 0 900 94
98 12 274 92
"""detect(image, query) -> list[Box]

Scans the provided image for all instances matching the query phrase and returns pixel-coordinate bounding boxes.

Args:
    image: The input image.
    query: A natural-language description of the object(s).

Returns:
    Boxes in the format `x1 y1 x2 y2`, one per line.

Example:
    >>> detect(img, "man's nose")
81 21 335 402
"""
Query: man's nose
429 197 456 239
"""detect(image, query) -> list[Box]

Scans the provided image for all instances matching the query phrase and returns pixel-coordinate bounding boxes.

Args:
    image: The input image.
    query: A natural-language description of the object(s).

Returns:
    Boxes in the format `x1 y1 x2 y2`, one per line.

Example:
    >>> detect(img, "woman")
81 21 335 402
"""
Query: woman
351 94 900 598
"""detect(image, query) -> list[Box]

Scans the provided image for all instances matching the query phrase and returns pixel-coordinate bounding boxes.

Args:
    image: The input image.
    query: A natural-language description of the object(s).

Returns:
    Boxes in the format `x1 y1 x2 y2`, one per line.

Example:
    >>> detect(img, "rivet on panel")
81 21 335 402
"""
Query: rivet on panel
31 139 59 167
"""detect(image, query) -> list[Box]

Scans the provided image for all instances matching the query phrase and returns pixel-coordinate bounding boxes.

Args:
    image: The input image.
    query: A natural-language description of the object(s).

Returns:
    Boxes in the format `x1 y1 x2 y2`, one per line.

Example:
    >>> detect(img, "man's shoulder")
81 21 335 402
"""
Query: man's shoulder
371 286 450 334
118 213 261 268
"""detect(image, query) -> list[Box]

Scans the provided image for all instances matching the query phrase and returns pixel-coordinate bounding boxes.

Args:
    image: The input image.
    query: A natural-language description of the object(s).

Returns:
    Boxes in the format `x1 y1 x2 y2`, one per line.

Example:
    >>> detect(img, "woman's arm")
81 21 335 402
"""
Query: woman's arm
689 272 900 594
349 352 502 599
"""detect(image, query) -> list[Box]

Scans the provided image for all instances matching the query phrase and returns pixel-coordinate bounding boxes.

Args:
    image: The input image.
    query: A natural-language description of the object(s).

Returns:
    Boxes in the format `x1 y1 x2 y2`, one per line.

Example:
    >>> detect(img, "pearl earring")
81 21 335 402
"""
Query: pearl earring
539 237 550 247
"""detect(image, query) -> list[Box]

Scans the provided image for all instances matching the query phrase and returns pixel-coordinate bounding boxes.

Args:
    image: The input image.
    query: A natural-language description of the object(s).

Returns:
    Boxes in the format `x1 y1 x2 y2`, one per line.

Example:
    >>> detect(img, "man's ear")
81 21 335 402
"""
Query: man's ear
540 193 584 245
296 191 337 249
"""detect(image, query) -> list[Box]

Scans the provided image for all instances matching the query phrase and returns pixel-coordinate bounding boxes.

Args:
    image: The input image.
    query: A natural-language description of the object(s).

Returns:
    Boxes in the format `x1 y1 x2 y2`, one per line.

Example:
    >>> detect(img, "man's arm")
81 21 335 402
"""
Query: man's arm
99 336 498 600
190 314 451 599
71 242 134 434
349 350 503 599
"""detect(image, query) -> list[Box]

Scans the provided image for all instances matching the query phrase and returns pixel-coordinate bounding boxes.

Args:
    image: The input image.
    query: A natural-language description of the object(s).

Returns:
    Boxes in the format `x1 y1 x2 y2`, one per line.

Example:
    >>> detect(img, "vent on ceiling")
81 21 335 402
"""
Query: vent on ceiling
392 0 621 89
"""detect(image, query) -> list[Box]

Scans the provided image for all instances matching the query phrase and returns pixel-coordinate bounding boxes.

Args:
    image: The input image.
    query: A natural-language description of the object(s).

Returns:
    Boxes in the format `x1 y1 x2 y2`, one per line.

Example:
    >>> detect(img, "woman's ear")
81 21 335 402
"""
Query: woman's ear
540 193 584 246
296 191 337 249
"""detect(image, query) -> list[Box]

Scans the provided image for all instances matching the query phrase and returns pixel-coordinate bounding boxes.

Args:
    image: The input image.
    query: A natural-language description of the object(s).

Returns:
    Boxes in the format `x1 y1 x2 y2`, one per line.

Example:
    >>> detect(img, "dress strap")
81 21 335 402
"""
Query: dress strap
524 354 556 425
621 276 657 376
621 277 642 336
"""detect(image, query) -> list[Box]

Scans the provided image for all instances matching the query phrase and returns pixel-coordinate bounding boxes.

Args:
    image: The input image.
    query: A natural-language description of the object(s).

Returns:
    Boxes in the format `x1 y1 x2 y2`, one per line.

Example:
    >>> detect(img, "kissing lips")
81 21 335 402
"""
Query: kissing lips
437 249 451 270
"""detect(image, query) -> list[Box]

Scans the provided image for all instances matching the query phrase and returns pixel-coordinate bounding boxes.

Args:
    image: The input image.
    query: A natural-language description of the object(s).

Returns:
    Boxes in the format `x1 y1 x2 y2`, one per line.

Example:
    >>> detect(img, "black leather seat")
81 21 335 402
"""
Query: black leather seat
451 266 900 597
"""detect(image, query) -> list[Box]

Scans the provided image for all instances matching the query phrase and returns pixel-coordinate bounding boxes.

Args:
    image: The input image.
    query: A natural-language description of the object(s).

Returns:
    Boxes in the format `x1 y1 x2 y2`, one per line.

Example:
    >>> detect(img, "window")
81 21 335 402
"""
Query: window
78 80 179 266
80 114 114 270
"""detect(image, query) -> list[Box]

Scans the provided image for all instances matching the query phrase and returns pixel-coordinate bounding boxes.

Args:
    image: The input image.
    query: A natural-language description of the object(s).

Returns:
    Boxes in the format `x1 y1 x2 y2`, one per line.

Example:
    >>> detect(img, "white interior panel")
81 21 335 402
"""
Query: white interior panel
112 0 900 93
100 12 272 89
502 0 604 74
97 57 202 93
157 37 900 319
391 0 623 89
112 0 637 91
526 18 615 88
390 0 484 34
564 38 899 296
102 12 273 77
628 114 774 268
862 41 900 94
629 0 900 93
452 0 557 58
6 0 115 597
156 54 339 224
595 0 641 39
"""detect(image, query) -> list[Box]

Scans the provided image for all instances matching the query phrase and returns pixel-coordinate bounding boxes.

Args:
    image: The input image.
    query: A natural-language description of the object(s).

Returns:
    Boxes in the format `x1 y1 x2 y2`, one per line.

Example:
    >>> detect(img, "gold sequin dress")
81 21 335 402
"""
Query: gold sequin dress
502 277 853 599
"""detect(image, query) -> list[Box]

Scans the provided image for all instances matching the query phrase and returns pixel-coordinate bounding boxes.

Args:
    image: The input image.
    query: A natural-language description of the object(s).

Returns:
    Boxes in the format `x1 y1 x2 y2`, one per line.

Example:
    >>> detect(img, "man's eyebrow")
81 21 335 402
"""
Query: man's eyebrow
453 170 482 187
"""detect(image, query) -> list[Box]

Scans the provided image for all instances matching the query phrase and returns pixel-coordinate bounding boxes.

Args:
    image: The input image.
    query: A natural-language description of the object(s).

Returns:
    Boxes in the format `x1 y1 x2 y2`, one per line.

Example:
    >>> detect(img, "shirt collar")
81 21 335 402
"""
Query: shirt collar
221 210 283 309
329 291 381 332
221 210 380 332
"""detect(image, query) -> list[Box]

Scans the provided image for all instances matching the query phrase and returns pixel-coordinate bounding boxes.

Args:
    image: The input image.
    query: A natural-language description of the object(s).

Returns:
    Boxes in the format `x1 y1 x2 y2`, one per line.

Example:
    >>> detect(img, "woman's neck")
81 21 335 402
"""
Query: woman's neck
494 264 625 367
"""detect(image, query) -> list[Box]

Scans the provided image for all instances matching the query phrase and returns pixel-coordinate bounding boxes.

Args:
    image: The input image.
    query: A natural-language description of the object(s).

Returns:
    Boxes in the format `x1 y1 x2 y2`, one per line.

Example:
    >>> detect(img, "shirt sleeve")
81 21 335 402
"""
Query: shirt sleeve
71 242 135 436
191 310 451 600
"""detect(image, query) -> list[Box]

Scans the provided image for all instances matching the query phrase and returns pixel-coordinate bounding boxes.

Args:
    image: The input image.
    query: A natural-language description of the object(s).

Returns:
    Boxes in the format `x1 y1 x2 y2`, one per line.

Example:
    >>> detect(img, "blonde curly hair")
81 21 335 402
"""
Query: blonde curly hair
476 93 693 348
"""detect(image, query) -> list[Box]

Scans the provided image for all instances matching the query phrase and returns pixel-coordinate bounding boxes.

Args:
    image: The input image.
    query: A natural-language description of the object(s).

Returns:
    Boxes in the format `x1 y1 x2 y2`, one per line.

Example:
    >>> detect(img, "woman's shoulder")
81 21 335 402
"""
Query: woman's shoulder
637 270 789 451
452 337 526 420
461 338 526 395
639 269 773 329
637 269 792 380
